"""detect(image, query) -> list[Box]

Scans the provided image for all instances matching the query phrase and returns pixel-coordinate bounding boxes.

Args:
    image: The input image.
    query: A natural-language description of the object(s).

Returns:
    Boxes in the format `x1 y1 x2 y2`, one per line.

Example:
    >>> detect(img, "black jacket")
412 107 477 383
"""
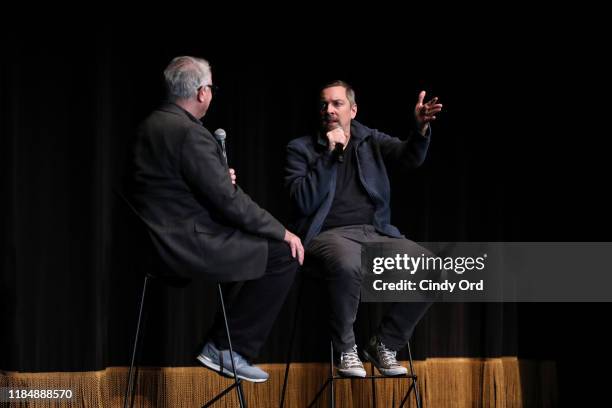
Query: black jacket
129 103 285 281
285 120 430 245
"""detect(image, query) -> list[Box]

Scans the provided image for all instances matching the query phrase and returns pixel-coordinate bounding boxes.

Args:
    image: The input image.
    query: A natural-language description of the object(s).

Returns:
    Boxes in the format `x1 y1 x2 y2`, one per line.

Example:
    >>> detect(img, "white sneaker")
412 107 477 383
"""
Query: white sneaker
336 345 366 377
362 336 408 376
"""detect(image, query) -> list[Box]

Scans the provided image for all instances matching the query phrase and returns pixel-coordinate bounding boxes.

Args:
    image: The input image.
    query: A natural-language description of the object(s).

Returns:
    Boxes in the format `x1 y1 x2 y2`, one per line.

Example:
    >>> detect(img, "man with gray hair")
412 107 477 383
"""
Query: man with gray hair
129 56 303 382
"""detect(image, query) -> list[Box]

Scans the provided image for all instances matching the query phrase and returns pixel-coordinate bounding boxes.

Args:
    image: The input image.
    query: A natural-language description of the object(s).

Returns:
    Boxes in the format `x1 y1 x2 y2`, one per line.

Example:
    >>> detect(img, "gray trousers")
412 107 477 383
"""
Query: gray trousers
307 225 432 352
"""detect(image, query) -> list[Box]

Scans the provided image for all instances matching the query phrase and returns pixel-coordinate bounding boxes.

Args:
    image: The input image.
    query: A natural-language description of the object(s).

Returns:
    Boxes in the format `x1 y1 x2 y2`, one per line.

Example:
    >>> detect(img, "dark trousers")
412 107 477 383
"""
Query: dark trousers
210 240 298 359
307 225 432 353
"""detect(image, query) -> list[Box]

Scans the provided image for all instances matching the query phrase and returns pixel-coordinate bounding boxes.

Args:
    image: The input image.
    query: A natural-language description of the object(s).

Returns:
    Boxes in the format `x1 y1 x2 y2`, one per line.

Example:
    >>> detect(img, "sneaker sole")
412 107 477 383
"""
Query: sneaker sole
336 367 367 378
362 349 408 377
196 354 268 383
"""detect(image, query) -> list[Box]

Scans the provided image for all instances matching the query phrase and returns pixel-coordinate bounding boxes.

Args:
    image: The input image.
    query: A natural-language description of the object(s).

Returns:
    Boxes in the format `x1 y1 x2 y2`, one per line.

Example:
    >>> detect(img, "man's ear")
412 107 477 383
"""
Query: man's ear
351 103 358 119
196 87 206 103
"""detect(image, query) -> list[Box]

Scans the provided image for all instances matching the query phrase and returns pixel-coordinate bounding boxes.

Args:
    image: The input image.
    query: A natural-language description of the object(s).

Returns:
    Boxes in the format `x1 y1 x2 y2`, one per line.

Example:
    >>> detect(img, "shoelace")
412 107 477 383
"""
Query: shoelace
377 343 399 367
341 346 363 368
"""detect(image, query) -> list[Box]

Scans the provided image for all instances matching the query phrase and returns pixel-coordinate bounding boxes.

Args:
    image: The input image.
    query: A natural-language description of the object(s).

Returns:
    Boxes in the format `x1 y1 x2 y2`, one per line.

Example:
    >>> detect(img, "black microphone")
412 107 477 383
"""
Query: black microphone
326 122 345 163
213 128 228 165
334 143 344 163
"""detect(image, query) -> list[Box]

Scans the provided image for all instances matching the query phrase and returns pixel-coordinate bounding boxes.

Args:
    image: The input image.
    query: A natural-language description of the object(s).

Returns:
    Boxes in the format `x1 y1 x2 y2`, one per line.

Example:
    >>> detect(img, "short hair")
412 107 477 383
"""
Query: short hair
163 56 211 101
321 80 356 106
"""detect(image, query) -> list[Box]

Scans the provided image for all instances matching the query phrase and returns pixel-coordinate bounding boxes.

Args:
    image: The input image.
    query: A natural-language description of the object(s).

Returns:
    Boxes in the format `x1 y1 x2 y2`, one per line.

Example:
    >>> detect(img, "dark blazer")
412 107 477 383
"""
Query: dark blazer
128 103 285 281
285 120 430 245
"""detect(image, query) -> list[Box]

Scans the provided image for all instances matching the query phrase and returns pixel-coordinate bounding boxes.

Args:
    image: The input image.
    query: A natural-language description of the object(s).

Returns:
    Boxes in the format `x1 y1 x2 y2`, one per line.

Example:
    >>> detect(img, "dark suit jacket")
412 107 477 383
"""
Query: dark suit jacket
128 103 285 281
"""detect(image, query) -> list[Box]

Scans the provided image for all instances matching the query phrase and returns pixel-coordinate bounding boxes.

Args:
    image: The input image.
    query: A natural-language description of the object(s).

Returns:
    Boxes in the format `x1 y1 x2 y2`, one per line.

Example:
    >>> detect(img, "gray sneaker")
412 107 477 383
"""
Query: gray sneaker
363 337 408 376
336 345 366 377
197 341 269 383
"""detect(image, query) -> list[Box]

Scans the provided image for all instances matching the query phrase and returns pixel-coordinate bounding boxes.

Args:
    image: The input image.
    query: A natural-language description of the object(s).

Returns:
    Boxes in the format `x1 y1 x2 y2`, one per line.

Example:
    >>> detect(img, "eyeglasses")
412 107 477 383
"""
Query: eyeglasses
200 84 219 95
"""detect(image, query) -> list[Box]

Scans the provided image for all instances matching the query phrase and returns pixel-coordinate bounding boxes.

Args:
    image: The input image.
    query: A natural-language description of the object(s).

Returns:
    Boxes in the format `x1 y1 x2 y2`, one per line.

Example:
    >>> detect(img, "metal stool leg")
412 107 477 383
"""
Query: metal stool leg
280 275 304 408
202 284 246 408
407 342 421 408
124 274 150 408
400 341 421 408
370 361 377 407
306 340 334 408
218 283 246 408
329 342 335 408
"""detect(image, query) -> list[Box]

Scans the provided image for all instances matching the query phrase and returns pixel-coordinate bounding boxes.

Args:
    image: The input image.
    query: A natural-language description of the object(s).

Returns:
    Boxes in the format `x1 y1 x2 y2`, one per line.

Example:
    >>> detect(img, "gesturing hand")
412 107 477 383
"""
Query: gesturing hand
415 91 443 135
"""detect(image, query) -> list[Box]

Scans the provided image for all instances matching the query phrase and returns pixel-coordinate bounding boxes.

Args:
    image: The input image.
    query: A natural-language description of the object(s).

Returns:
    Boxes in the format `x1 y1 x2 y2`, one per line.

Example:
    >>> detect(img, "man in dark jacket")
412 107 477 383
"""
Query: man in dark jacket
129 56 303 382
285 80 442 377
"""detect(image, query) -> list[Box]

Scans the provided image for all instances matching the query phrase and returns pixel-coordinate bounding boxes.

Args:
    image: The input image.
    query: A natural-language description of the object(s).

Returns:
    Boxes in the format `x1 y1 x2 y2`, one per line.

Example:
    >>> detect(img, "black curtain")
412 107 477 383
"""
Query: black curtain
2 22 611 406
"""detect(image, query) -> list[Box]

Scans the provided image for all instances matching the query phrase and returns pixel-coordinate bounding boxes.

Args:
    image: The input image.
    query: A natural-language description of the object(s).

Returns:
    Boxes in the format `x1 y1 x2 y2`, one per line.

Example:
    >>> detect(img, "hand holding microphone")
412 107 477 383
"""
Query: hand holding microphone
214 128 237 185
213 128 228 165
326 125 347 163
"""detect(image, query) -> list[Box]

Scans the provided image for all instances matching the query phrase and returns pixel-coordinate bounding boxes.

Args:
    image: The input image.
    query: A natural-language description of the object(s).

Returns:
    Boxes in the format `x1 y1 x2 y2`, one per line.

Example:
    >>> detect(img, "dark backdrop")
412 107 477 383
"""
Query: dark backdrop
1 20 610 406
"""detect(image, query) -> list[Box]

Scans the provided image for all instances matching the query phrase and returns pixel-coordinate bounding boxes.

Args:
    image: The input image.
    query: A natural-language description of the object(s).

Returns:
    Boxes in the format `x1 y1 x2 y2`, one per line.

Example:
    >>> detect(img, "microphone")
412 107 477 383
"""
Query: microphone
326 122 345 163
213 128 228 165
333 143 344 163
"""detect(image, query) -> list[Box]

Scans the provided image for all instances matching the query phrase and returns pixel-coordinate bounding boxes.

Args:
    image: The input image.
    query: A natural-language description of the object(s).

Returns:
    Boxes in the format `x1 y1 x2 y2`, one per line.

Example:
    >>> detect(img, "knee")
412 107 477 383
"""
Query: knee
269 240 300 276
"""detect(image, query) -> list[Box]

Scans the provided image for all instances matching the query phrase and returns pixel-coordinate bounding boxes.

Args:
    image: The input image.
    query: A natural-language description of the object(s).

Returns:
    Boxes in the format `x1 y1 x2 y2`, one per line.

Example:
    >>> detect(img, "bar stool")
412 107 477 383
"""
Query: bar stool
116 191 247 408
279 267 422 408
